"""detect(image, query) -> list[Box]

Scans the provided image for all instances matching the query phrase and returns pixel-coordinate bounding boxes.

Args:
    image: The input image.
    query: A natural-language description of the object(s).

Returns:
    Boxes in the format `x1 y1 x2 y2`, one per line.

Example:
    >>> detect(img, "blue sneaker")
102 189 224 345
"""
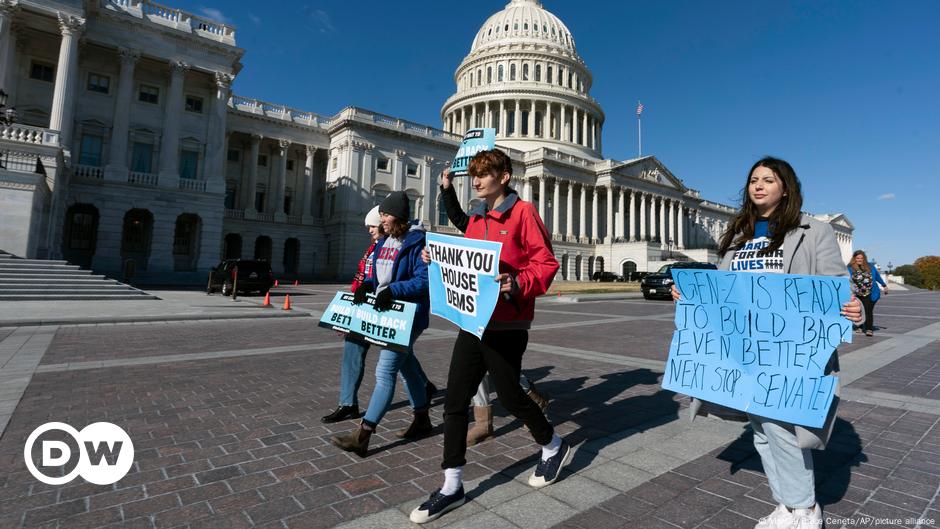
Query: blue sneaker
409 486 466 524
528 440 572 488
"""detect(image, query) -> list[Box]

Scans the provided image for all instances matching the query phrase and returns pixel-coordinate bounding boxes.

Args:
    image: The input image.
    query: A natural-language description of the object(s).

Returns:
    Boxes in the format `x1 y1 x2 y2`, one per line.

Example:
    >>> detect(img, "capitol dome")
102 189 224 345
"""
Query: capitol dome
441 0 604 158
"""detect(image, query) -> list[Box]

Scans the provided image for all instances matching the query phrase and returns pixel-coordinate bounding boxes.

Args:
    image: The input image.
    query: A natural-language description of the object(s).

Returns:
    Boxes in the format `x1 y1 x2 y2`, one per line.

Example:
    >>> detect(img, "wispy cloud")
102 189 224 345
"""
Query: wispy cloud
309 9 335 33
248 13 262 25
878 193 896 201
198 6 230 24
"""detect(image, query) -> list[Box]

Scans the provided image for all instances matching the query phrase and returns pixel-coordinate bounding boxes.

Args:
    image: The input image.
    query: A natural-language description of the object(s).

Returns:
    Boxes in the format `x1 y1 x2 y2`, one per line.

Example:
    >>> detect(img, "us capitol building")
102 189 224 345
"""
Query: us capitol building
0 0 854 282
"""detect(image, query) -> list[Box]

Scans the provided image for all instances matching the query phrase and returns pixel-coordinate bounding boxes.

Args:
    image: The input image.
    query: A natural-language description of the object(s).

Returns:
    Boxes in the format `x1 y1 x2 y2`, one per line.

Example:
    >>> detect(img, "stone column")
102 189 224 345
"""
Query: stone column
157 60 189 188
470 103 476 130
582 111 588 147
617 187 625 240
0 2 18 95
678 204 686 249
528 100 536 137
639 192 647 241
566 181 574 239
579 185 587 240
273 139 289 218
104 47 139 181
538 176 547 220
459 107 465 135
205 72 232 193
591 116 597 150
514 99 521 137
498 100 505 136
541 102 548 137
49 13 84 146
629 190 637 241
552 178 560 237
606 185 614 244
591 186 599 242
246 134 261 211
302 146 317 219
668 199 675 247
560 104 567 142
659 197 667 249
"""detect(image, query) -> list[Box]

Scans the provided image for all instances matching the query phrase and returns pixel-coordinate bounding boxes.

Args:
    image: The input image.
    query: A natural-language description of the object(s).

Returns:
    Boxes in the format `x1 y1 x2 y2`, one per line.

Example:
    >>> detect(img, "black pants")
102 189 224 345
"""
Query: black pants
442 329 554 469
860 294 876 332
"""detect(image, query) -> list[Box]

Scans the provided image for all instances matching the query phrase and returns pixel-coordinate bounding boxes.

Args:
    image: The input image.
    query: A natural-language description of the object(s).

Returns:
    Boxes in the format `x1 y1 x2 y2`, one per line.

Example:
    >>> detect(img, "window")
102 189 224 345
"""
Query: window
87 73 110 94
487 67 492 83
568 72 573 88
78 135 103 167
224 187 237 209
406 163 418 176
258 154 268 167
535 65 541 82
547 66 553 84
284 195 292 215
438 199 449 226
286 160 295 171
510 64 516 81
408 196 417 218
376 157 390 172
477 69 481 85
227 149 240 162
179 150 199 180
498 65 504 82
30 62 54 82
523 64 529 81
373 186 390 206
131 142 152 173
185 95 203 113
331 157 337 169
254 191 265 211
139 85 159 104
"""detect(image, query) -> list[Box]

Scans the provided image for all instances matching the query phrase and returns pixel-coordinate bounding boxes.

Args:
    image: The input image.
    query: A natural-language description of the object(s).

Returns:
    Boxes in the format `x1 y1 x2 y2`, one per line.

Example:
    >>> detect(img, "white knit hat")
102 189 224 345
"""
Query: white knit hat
364 205 381 227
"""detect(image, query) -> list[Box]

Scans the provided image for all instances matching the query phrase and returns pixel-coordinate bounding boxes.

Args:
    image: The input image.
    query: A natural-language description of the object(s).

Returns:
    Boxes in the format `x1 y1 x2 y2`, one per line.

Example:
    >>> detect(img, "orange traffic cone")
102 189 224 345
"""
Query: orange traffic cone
274 279 279 287
293 279 299 286
262 292 272 307
282 294 292 311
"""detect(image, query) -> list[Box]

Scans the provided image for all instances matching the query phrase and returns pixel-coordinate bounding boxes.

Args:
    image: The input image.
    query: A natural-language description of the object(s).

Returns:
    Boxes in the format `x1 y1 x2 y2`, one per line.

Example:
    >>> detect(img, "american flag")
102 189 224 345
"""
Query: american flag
636 101 644 117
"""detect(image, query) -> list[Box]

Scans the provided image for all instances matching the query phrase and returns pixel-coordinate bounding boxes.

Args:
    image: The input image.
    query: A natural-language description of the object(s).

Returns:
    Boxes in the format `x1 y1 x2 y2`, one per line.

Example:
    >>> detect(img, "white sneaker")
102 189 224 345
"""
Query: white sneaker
755 504 792 529
792 504 823 529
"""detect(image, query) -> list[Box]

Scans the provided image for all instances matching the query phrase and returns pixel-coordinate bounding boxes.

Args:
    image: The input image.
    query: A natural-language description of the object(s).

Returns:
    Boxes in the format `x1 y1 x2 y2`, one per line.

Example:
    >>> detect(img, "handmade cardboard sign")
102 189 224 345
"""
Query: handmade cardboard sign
426 232 502 338
318 292 417 352
661 269 852 428
451 128 496 176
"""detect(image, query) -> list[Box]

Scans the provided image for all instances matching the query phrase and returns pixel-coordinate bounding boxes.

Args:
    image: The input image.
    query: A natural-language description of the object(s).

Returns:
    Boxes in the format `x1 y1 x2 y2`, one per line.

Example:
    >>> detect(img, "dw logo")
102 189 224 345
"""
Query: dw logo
24 422 134 485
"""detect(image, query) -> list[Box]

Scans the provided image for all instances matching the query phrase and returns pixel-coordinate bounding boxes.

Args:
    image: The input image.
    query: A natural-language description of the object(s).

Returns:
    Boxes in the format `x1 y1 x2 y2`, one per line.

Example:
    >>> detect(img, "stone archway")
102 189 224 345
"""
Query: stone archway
62 203 99 269
172 213 202 271
254 236 272 262
223 233 242 260
621 260 637 282
283 238 300 274
121 209 154 271
560 254 569 280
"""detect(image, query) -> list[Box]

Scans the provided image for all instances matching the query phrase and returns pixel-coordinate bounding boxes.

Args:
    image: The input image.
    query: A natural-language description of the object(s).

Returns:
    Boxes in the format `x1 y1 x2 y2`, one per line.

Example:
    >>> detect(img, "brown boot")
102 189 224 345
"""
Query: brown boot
523 383 550 432
330 422 372 457
466 405 493 446
396 410 432 439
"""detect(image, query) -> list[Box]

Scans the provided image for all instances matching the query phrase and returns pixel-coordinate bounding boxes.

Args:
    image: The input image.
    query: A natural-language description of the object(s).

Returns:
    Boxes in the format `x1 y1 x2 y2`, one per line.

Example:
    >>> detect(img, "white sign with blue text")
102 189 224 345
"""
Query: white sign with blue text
318 292 417 353
450 128 496 176
426 232 502 338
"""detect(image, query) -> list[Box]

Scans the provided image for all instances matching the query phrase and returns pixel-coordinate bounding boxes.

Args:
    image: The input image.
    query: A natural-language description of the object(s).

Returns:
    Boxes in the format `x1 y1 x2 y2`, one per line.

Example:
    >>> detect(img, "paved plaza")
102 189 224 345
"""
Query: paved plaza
0 286 939 528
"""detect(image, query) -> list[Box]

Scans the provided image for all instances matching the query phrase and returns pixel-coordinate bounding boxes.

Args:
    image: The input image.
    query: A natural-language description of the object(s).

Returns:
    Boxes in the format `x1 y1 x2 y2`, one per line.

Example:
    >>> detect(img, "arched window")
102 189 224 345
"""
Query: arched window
477 69 481 85
622 261 638 282
372 184 391 206
568 72 573 88
547 66 553 84
487 66 492 83
510 64 516 81
524 22 528 30
283 238 300 274
223 233 242 260
523 64 529 81
498 64 504 82
63 203 99 269
254 236 272 262
535 64 541 82
561 254 569 280
121 209 153 271
173 213 201 271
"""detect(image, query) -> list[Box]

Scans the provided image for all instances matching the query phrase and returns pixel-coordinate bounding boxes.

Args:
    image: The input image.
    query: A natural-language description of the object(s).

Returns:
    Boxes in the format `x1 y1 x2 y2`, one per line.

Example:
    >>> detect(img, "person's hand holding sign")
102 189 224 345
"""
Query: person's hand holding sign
353 283 370 305
671 284 681 302
374 288 394 312
440 168 454 190
421 248 431 265
495 273 516 294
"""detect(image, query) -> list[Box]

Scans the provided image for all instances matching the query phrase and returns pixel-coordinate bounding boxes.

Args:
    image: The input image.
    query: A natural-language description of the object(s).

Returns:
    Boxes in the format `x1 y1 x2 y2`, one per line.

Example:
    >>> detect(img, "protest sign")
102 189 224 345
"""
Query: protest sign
426 232 502 338
318 292 417 352
661 269 852 428
450 128 496 176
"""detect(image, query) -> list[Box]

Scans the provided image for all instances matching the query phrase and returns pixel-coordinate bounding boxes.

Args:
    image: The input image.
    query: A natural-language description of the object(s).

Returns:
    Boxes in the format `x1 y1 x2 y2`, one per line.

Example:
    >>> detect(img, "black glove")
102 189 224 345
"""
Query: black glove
374 288 394 312
352 283 371 305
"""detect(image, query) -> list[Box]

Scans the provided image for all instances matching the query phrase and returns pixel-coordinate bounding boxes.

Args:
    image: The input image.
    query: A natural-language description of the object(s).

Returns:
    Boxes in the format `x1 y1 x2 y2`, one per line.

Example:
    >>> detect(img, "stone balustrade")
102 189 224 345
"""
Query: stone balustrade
229 95 333 129
178 178 207 192
0 124 60 146
74 165 103 180
128 171 158 186
100 0 236 45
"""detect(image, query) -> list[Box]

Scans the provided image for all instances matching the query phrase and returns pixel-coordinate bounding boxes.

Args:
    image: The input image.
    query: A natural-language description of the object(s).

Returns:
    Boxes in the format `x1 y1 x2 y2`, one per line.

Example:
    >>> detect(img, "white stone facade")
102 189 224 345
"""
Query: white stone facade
0 0 854 283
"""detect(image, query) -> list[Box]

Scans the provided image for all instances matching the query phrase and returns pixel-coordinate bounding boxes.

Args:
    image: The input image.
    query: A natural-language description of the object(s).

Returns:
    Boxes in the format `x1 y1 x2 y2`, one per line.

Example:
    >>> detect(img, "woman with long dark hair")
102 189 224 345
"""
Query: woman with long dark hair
674 157 862 529
848 249 888 336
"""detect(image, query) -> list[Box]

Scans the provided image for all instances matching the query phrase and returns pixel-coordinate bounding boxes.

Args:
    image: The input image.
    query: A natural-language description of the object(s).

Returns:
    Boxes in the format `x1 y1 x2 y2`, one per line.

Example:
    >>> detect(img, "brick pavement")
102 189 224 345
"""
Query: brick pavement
0 290 937 528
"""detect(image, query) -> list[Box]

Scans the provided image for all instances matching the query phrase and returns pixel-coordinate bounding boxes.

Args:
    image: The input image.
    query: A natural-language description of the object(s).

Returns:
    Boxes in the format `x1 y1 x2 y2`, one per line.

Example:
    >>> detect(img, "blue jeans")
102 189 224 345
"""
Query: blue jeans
750 415 816 508
338 337 431 407
363 331 429 426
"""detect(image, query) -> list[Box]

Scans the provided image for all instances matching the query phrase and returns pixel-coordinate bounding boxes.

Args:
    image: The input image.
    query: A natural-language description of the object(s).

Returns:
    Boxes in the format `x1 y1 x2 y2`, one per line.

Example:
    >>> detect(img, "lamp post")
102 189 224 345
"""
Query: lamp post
888 261 894 275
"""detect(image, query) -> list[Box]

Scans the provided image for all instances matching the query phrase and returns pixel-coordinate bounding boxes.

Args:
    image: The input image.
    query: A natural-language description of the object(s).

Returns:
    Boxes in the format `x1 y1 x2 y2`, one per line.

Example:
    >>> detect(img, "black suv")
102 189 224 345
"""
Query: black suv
207 260 274 296
592 271 621 282
641 261 717 300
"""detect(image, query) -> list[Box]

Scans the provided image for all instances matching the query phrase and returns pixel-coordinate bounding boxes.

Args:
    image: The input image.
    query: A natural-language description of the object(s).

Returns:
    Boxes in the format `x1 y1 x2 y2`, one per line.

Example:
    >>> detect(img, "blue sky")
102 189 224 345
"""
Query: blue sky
179 0 939 267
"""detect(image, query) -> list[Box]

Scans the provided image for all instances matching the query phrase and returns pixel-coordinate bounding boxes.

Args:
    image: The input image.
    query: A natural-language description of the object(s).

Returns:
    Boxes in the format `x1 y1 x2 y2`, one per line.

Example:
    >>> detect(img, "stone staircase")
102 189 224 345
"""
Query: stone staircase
0 250 158 301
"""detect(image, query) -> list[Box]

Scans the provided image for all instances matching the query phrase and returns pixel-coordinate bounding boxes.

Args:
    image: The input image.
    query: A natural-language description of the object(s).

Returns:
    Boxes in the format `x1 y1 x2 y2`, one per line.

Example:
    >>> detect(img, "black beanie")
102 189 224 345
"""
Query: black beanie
380 191 410 220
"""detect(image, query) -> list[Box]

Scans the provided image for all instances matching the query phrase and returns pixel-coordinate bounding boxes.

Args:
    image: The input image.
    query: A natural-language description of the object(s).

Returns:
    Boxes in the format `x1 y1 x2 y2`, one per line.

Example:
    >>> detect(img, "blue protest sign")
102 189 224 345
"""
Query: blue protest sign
426 232 502 338
451 128 496 176
661 269 852 428
318 292 417 352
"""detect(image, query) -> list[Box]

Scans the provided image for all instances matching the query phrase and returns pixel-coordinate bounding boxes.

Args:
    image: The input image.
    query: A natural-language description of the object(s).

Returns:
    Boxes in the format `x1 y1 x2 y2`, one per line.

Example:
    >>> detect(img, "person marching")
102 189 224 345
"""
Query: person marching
410 149 567 524
673 157 862 529
321 205 436 424
848 249 888 337
330 193 434 456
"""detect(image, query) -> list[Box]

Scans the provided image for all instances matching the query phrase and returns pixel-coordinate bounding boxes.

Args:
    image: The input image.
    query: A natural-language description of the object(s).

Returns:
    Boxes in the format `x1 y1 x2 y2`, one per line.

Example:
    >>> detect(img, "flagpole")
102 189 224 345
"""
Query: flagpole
638 114 642 158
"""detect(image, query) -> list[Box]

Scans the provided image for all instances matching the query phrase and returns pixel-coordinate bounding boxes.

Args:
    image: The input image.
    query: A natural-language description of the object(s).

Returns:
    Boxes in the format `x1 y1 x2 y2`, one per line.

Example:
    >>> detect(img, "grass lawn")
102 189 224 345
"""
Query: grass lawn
546 281 642 295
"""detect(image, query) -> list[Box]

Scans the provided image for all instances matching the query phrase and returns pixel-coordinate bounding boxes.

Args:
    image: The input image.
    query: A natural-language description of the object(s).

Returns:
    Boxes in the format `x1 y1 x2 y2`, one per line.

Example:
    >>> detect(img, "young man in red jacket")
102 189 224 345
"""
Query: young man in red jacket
410 149 567 523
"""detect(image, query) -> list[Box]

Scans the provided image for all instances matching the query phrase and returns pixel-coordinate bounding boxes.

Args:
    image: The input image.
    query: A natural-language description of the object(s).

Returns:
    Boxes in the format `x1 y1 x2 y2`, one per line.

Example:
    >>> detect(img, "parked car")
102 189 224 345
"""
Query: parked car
592 271 621 282
641 261 717 300
207 259 274 296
